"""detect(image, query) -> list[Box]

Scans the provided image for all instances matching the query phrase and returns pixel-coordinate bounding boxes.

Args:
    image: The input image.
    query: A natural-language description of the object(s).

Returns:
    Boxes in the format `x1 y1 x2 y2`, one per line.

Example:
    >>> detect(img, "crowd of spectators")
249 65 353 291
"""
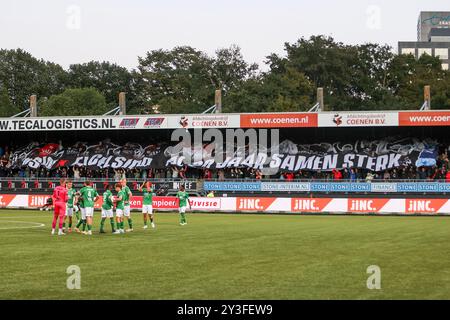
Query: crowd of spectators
1 144 450 182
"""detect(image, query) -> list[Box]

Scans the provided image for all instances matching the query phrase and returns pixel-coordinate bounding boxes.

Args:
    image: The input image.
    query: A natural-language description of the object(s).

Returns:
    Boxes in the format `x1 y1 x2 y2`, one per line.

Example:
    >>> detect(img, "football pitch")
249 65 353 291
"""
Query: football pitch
0 209 449 300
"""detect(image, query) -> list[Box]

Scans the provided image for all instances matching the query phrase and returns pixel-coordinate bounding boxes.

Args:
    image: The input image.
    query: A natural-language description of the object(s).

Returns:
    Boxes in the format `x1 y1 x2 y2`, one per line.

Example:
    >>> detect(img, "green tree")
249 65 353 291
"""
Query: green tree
391 53 448 109
209 45 259 93
269 36 359 110
136 46 213 114
67 61 137 111
0 49 67 110
39 88 107 116
0 86 19 117
136 45 258 114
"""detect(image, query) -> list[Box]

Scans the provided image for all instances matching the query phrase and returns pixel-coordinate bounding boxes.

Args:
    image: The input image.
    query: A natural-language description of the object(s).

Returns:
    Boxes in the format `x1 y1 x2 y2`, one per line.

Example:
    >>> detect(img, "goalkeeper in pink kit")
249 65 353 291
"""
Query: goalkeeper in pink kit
51 178 68 236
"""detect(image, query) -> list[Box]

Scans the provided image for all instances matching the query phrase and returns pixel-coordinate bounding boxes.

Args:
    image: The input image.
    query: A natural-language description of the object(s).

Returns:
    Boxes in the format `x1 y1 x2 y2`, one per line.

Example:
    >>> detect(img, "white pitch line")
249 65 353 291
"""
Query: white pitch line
0 220 45 230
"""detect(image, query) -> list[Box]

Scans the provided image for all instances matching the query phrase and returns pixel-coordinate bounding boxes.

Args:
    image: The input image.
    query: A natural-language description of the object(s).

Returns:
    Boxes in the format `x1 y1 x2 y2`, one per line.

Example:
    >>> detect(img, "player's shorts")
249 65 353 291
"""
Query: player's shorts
66 207 74 217
54 202 66 216
124 205 131 217
101 208 113 218
179 206 186 214
116 209 124 217
80 207 86 220
85 207 94 217
142 205 153 214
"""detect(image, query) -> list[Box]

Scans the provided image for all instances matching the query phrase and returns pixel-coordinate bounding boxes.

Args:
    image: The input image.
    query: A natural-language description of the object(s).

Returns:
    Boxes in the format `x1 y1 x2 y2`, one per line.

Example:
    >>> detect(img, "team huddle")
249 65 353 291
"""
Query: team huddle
50 178 191 236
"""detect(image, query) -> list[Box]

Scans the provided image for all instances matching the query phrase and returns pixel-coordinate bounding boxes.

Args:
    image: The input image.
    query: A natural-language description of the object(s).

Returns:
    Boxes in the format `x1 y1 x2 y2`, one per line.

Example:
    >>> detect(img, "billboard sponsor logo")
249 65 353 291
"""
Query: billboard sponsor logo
405 199 447 213
119 118 139 128
179 117 189 128
153 197 178 209
320 112 397 127
144 117 165 128
0 195 15 206
29 195 50 207
237 197 276 211
348 199 389 212
291 198 332 212
240 113 317 128
190 198 221 209
371 183 397 192
261 182 310 191
399 112 450 126
333 114 343 126
191 115 230 127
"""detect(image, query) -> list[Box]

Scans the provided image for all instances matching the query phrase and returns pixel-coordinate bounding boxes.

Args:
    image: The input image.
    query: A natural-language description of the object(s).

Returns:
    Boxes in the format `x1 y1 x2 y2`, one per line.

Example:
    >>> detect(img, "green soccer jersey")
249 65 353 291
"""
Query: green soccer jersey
123 185 131 205
176 191 189 207
116 190 126 210
143 188 153 205
67 188 76 208
79 186 98 208
102 190 113 210
77 188 85 208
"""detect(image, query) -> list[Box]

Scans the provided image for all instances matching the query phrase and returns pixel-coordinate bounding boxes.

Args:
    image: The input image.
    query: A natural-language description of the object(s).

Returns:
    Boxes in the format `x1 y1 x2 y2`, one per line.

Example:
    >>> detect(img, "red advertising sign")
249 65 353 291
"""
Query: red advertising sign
0 194 17 207
28 195 51 208
399 111 450 127
240 113 318 128
347 198 390 213
236 197 276 211
405 199 448 213
291 198 333 212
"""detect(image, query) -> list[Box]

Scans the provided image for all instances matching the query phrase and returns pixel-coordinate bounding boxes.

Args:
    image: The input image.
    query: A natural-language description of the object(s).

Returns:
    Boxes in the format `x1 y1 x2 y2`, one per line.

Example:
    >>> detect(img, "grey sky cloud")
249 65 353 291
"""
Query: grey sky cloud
0 0 448 70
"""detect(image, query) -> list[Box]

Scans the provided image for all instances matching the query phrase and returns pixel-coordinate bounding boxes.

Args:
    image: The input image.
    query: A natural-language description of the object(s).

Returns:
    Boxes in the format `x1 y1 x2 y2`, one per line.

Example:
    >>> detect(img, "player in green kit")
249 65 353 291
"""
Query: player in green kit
121 178 133 232
79 181 99 235
74 182 88 234
139 181 155 229
100 184 116 234
63 180 78 233
176 185 190 225
113 183 126 234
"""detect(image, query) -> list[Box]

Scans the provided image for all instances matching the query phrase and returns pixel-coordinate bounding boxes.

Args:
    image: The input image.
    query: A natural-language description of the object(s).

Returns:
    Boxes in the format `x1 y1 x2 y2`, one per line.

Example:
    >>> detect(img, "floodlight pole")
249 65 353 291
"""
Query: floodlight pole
317 88 324 112
119 92 126 115
215 89 222 113
423 85 431 110
30 95 37 117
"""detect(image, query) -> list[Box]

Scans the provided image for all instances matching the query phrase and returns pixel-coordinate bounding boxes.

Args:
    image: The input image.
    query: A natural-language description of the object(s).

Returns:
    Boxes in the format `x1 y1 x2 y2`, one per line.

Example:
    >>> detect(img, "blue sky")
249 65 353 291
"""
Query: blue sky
0 0 448 70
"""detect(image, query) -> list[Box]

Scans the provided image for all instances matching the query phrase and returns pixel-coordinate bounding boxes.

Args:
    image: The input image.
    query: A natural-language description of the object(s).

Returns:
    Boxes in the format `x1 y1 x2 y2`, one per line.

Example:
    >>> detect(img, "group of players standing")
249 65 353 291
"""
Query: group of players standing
51 178 190 236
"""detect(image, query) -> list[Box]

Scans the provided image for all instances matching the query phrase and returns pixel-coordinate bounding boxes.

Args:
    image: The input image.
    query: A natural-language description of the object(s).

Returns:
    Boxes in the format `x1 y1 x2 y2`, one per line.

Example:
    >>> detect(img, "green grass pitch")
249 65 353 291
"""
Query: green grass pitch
0 209 449 299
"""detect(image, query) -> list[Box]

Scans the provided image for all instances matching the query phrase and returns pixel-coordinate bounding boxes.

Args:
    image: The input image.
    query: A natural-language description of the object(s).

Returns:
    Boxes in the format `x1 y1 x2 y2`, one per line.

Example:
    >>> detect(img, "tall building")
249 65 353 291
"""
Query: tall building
399 11 450 70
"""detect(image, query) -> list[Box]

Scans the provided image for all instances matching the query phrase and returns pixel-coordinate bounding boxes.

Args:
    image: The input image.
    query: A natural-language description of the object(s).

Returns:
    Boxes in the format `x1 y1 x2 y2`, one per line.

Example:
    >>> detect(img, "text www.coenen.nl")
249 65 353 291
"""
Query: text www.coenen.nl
408 115 450 123
249 116 310 125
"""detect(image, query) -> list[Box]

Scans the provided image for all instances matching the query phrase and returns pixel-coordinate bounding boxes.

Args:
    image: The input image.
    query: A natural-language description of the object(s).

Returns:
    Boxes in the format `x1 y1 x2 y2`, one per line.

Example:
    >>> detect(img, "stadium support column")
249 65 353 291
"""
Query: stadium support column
424 85 431 110
30 95 37 117
119 92 126 115
215 89 222 113
317 88 325 111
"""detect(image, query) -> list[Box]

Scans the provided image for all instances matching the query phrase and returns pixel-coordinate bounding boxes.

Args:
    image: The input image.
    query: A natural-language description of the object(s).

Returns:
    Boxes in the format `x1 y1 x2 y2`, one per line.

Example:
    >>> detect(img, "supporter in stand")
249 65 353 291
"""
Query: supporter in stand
332 169 343 180
3 141 450 182
446 171 450 183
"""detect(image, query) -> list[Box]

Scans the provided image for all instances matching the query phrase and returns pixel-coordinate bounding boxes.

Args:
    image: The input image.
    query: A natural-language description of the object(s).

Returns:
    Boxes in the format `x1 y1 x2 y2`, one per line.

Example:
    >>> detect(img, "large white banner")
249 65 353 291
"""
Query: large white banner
0 114 241 131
